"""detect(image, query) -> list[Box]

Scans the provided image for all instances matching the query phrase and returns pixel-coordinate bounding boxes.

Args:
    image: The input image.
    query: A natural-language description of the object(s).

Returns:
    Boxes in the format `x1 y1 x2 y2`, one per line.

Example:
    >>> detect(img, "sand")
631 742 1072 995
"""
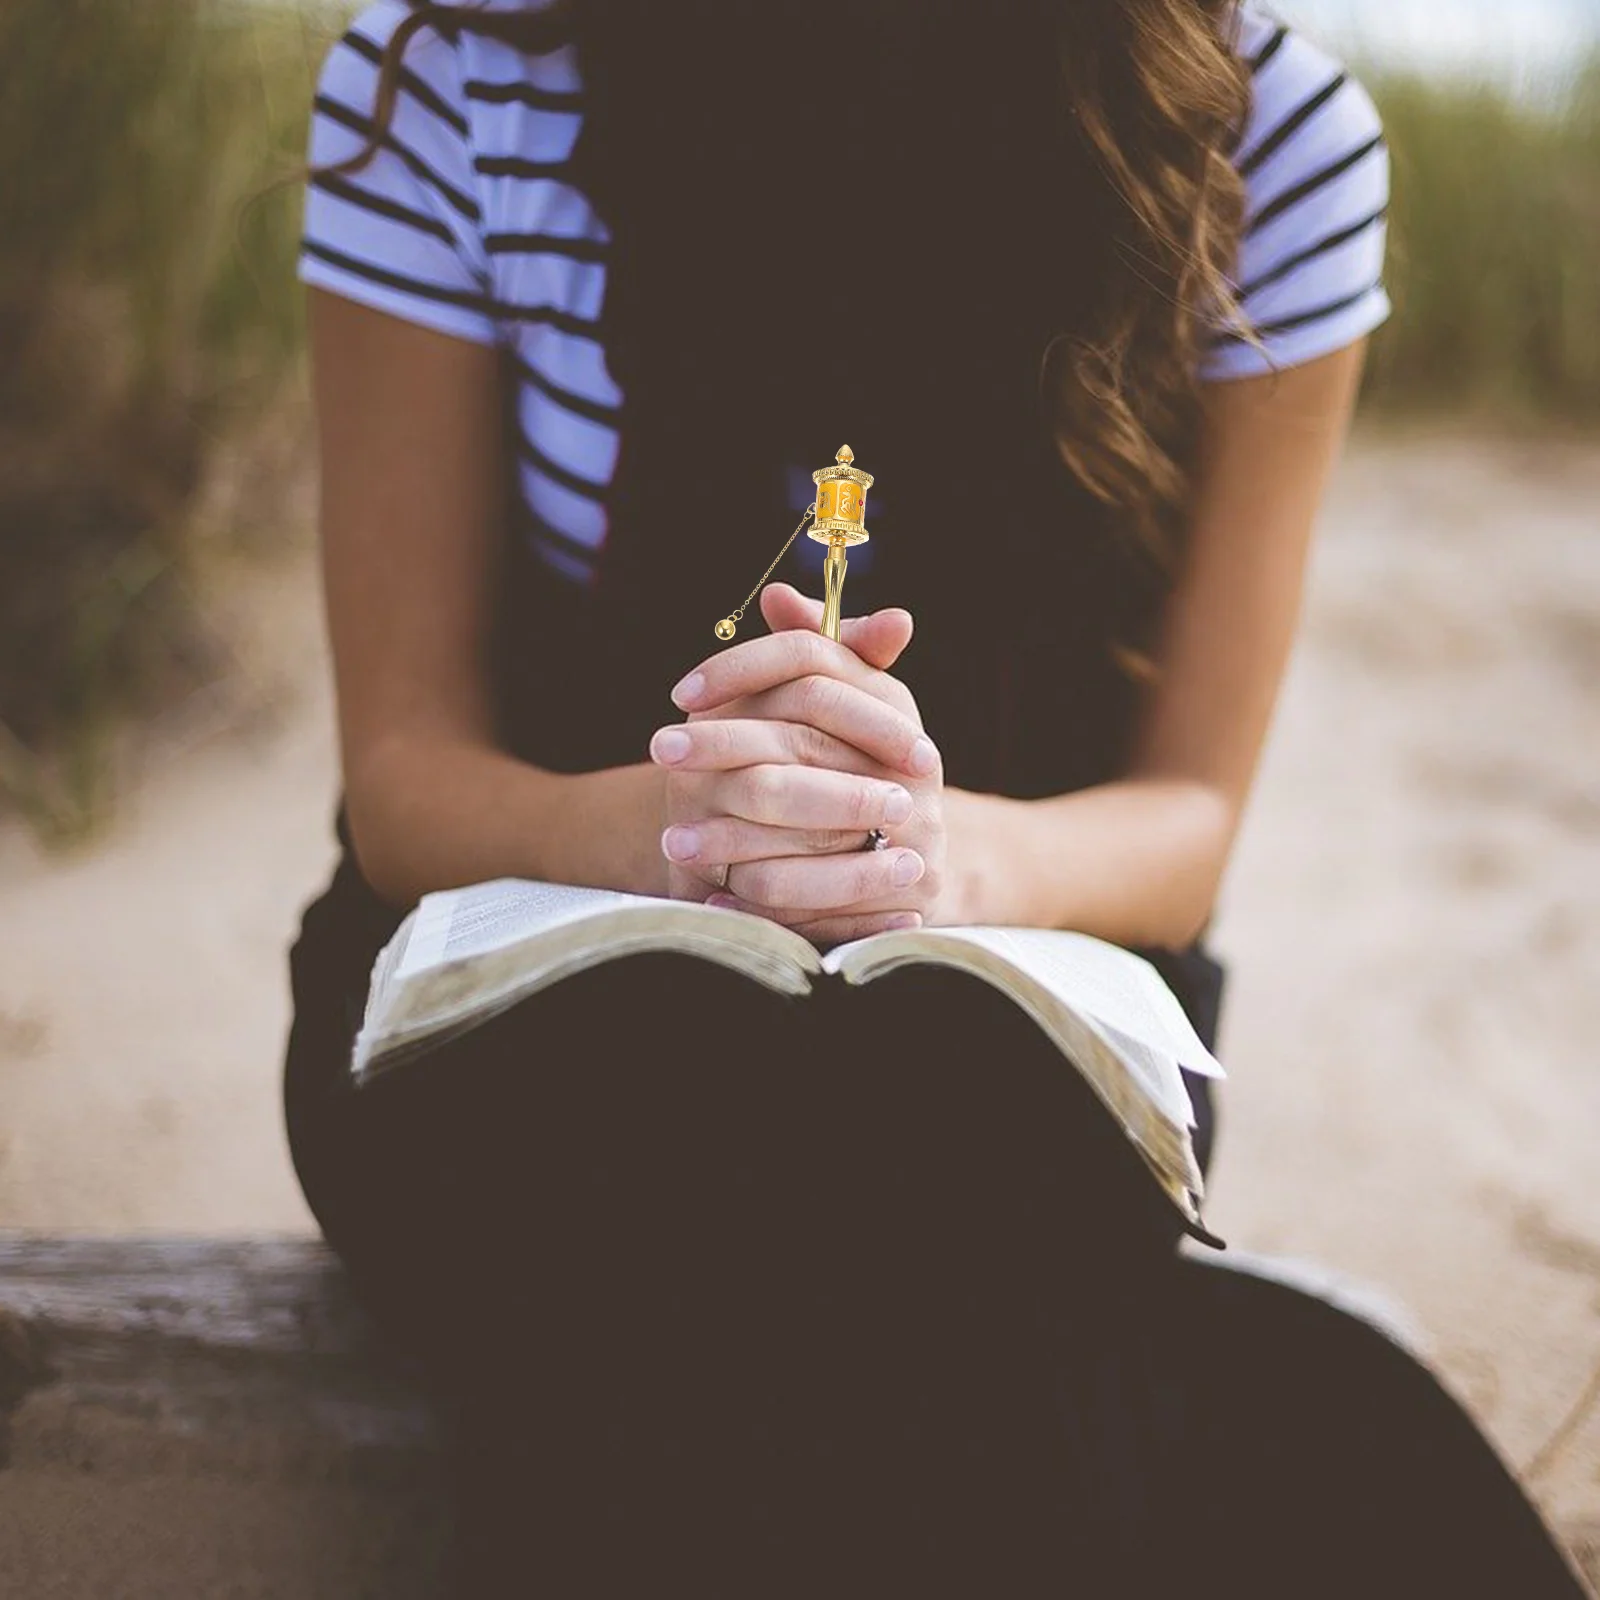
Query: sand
2 426 1597 1553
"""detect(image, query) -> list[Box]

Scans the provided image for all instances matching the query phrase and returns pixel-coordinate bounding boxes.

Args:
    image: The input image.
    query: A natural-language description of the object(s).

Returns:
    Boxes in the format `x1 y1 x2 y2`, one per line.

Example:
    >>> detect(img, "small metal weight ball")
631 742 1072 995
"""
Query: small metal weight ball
715 617 737 640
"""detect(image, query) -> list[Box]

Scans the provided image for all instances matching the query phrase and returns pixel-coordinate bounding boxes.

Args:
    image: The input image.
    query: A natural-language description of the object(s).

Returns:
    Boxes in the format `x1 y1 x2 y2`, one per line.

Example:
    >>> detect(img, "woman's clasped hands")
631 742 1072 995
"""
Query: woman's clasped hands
649 581 949 948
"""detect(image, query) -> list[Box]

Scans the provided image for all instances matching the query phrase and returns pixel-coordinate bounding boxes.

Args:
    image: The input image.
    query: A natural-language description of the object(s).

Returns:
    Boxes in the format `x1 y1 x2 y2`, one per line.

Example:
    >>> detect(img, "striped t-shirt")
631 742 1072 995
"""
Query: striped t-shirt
298 1 1391 588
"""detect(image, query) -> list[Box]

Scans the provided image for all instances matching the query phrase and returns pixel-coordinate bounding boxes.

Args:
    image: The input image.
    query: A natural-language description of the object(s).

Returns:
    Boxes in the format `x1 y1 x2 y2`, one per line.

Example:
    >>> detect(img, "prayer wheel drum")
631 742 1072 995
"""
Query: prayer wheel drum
809 444 874 547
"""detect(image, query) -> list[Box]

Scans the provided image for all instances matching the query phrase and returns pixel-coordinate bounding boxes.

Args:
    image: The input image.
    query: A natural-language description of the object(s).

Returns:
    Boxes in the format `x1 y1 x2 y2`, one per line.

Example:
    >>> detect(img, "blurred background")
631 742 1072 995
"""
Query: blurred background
0 0 1596 1570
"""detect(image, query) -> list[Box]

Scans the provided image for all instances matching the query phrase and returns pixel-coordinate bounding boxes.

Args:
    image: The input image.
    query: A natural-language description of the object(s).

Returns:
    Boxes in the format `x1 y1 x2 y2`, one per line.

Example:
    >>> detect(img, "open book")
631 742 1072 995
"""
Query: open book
353 878 1226 1237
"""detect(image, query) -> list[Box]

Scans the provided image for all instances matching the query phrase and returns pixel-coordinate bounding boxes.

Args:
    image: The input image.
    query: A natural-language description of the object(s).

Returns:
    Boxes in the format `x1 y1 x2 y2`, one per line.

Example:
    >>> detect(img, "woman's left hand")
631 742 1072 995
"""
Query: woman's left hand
650 582 955 946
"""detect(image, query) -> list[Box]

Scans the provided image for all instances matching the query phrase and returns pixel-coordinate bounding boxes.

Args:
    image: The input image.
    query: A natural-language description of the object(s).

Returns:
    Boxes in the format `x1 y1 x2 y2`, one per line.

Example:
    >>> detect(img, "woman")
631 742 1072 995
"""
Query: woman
284 0 1592 1594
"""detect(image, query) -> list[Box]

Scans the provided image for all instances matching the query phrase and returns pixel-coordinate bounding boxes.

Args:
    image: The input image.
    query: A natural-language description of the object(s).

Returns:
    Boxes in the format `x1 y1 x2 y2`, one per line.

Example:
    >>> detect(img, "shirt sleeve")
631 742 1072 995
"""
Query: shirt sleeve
1202 18 1391 381
297 0 498 346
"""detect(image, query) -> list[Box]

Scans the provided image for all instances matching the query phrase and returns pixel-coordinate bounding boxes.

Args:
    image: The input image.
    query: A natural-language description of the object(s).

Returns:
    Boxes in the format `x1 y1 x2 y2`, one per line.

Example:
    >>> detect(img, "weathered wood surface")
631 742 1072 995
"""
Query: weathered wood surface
0 1232 451 1599
1 1233 1596 1596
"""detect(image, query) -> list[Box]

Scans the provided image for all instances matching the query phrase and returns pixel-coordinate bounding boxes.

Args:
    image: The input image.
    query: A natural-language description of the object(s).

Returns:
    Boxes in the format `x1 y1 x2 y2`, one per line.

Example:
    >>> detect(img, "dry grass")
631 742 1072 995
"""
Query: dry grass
1363 62 1600 420
0 0 346 834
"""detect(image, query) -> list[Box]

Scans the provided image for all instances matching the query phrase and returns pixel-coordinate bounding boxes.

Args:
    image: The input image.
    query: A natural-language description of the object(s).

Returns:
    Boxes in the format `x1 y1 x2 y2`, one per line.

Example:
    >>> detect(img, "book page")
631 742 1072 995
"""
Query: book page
354 880 825 1081
395 878 662 981
817 922 1206 1212
1087 1021 1198 1130
820 925 1223 1079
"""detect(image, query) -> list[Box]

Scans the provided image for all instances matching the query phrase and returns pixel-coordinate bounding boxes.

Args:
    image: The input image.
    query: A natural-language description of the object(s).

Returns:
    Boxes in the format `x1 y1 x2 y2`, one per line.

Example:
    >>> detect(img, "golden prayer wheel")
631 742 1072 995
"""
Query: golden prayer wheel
808 444 873 640
712 444 874 643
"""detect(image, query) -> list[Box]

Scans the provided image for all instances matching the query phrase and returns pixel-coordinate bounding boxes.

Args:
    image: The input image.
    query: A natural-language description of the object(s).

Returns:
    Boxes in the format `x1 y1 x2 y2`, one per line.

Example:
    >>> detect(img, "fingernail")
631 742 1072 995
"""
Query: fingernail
707 894 737 910
652 727 692 763
884 785 915 824
909 736 938 775
670 671 705 709
661 825 701 861
886 912 922 930
890 850 924 887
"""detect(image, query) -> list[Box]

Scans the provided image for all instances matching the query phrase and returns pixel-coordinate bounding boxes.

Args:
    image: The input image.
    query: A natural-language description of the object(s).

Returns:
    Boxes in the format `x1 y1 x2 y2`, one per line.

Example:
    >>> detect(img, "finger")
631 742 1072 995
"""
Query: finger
706 895 922 945
717 762 916 833
651 691 937 780
661 815 883 868
650 716 875 778
758 583 915 670
789 909 923 946
722 845 926 912
671 625 895 715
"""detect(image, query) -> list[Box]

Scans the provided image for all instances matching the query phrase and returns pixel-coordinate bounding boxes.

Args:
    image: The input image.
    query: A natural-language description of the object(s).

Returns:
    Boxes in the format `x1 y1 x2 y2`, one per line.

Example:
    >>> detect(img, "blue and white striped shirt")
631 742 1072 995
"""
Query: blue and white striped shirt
298 1 1390 586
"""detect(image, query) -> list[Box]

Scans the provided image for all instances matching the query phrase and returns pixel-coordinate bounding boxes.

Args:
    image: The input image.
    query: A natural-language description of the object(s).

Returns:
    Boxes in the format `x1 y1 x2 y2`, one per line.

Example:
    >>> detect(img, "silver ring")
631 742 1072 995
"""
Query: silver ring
861 828 890 852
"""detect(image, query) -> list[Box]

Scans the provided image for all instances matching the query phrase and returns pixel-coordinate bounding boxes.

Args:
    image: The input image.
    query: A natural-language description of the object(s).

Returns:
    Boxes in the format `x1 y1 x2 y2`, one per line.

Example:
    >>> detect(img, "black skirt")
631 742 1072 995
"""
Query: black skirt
282 845 1587 1599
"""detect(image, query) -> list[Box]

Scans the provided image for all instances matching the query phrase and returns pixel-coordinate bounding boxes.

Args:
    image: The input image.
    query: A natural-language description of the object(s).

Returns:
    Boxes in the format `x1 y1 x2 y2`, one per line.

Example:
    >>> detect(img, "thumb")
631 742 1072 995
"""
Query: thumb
758 582 914 671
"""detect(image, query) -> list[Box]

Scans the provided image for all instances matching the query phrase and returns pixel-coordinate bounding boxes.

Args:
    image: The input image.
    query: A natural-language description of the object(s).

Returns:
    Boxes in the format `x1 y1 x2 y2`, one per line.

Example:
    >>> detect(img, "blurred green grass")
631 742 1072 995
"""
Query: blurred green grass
0 2 1596 832
0 0 344 835
1362 60 1600 419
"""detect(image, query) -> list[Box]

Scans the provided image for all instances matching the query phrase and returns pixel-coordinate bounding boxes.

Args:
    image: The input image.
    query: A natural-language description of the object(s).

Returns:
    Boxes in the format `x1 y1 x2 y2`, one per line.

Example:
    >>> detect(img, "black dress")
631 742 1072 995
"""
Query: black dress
282 440 1587 1596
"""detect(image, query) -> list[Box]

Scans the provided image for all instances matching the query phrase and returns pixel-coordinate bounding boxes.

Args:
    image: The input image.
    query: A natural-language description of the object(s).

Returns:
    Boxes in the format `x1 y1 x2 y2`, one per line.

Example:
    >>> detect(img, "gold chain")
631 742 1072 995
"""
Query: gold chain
715 504 816 638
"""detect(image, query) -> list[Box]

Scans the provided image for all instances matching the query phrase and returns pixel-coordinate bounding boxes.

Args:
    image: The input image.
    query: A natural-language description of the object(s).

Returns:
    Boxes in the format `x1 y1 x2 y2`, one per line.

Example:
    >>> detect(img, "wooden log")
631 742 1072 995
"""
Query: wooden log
0 1232 451 1600
2 1233 1597 1597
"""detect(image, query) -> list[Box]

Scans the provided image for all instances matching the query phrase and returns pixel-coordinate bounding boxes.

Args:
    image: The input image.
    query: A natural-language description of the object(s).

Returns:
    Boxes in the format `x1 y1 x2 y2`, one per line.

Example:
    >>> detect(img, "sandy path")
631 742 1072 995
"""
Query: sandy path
2 429 1597 1545
1209 428 1600 1542
0 546 339 1232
